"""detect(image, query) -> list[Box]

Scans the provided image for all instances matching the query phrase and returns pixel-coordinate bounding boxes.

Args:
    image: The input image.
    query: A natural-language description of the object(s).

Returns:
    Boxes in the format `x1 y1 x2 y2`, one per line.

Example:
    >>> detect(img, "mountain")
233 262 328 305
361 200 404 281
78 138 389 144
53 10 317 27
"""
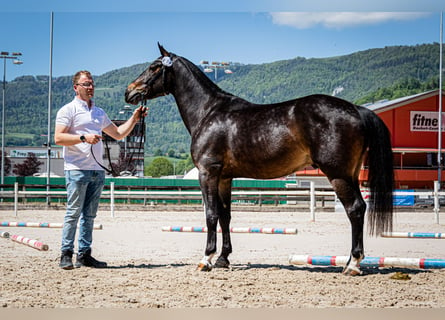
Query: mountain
3 43 442 154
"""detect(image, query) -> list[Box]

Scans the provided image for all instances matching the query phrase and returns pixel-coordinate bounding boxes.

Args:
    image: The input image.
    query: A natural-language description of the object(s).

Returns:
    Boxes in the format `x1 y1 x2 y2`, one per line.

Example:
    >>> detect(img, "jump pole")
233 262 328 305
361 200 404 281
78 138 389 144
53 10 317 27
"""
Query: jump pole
381 232 445 239
1 221 103 230
10 234 49 251
162 226 298 235
0 230 10 238
289 254 445 269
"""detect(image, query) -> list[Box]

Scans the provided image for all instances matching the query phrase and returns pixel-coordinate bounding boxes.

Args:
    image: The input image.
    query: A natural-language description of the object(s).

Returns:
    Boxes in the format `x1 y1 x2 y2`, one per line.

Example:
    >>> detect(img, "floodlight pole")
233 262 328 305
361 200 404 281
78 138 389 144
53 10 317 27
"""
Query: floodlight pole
439 12 443 188
1 51 23 187
46 12 54 206
200 61 233 81
435 12 443 224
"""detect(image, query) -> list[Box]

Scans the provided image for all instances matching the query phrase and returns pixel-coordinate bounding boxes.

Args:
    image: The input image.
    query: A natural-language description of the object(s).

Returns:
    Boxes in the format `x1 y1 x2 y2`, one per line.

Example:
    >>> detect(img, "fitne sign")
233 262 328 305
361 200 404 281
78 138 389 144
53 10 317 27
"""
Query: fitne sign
410 111 445 132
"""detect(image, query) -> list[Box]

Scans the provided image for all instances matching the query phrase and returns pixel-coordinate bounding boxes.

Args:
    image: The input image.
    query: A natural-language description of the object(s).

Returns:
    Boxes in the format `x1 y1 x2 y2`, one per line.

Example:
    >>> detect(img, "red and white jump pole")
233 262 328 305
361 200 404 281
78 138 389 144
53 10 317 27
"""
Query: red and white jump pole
289 254 445 269
9 234 49 251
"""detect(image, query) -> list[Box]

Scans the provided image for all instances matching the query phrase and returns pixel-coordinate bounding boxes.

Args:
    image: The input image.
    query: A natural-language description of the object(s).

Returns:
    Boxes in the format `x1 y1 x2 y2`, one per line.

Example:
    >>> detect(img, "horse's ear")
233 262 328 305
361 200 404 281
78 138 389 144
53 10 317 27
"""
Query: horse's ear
158 42 170 57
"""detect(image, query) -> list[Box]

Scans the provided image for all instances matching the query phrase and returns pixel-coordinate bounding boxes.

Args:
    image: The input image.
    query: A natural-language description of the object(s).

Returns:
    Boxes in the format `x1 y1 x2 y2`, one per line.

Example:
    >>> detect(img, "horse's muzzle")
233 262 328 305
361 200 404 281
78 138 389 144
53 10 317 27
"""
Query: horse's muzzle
124 88 143 105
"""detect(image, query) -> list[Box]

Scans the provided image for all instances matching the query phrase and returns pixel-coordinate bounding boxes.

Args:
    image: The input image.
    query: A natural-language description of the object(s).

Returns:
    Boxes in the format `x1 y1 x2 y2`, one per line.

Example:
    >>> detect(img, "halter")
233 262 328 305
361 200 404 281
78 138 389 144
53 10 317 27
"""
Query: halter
145 55 174 96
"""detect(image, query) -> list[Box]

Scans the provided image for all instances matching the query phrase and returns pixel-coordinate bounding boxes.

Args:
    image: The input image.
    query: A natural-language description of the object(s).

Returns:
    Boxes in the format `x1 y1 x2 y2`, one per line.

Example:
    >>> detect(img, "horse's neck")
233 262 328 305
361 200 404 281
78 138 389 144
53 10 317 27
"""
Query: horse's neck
172 59 222 134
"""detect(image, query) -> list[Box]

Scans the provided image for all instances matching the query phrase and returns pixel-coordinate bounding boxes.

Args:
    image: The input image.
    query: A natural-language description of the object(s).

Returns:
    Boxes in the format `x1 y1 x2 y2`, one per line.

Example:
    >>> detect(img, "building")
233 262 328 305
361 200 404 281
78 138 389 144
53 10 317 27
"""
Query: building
6 146 65 177
295 90 445 190
363 90 444 189
102 120 145 177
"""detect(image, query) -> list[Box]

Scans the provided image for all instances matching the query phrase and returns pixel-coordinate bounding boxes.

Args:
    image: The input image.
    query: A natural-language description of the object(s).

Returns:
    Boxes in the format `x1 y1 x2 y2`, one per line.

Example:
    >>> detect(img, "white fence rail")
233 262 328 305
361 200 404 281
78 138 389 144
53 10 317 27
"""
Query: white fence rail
0 181 443 223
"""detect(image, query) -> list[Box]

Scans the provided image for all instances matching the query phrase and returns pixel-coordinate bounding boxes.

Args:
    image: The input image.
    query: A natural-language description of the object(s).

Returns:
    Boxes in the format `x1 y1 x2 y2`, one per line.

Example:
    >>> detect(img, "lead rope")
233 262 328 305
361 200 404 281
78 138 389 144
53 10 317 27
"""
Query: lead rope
91 103 146 177
125 101 146 175
91 139 119 176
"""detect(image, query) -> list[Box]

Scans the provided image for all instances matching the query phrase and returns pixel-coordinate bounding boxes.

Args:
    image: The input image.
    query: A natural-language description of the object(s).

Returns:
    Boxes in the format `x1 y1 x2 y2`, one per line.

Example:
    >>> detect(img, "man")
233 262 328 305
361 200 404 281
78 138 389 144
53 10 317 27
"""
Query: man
55 70 147 269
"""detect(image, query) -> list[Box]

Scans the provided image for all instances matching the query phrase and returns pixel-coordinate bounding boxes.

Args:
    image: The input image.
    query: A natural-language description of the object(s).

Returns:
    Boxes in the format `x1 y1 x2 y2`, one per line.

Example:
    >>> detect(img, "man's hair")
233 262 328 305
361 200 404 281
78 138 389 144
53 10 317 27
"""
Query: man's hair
72 70 93 86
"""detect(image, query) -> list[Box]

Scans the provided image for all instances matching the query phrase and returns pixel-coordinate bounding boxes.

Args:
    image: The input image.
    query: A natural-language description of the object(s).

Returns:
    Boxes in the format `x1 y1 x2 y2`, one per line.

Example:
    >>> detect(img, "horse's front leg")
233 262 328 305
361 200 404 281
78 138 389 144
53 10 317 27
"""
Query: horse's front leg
214 178 233 269
196 167 221 271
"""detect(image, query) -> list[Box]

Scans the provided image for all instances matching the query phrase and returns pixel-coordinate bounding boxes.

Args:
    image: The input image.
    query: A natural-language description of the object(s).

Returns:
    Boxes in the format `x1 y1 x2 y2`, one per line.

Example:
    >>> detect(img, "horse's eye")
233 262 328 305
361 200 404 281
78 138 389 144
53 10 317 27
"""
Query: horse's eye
149 64 161 72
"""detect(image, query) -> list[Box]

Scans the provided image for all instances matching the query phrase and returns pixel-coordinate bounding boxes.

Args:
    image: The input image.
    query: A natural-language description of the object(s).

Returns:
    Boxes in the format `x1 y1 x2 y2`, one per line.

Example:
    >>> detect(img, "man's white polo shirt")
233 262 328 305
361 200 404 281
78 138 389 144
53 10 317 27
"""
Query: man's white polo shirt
56 98 112 171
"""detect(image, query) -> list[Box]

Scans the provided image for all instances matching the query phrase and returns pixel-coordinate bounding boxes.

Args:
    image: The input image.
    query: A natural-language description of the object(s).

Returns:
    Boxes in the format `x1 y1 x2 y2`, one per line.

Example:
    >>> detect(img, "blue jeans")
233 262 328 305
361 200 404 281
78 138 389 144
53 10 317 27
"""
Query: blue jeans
61 170 105 254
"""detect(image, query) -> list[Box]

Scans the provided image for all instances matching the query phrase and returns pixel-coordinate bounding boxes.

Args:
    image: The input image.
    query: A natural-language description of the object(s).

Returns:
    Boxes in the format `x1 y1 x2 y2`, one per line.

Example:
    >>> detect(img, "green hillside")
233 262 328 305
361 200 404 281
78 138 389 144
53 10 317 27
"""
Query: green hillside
3 43 442 154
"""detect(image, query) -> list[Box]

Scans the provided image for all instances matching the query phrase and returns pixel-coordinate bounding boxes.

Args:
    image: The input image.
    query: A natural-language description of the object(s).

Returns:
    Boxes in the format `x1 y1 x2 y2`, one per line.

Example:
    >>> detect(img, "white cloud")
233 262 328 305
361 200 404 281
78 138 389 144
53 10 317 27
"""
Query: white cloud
270 12 431 29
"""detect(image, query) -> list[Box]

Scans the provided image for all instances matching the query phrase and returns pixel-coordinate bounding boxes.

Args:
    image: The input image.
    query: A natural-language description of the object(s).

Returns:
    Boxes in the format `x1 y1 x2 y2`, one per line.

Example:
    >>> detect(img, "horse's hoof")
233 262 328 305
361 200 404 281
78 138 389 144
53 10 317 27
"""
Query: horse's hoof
342 266 363 276
196 262 212 272
214 256 230 269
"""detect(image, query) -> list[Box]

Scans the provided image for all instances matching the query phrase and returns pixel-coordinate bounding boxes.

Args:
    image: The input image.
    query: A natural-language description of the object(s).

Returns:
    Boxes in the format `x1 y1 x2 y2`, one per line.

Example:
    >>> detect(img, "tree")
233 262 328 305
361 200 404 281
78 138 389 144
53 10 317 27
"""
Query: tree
167 149 176 158
145 157 173 177
13 152 43 177
0 151 12 176
175 154 195 175
154 148 163 156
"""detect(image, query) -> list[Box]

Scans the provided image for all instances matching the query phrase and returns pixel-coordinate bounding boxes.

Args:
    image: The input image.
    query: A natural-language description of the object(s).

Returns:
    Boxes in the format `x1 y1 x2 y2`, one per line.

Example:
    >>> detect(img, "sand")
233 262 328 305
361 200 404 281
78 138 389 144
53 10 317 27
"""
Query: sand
1 207 444 308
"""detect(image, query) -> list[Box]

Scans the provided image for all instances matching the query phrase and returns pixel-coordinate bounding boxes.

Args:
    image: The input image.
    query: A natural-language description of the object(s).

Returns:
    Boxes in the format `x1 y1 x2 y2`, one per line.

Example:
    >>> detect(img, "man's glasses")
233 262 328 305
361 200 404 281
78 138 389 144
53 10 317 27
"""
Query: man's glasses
76 82 95 88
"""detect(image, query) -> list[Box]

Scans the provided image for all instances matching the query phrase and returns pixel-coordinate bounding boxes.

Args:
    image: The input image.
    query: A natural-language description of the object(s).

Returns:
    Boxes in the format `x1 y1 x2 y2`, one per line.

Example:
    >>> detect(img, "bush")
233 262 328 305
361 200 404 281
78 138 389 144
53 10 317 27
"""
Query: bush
145 157 173 177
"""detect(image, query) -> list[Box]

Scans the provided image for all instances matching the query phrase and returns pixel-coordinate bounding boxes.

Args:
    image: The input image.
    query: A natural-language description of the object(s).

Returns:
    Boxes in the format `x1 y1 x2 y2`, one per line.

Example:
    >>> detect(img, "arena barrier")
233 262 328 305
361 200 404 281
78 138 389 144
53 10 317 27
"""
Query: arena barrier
162 226 298 234
0 230 10 238
1 221 103 230
288 254 445 269
9 234 49 251
1 181 443 224
381 232 444 239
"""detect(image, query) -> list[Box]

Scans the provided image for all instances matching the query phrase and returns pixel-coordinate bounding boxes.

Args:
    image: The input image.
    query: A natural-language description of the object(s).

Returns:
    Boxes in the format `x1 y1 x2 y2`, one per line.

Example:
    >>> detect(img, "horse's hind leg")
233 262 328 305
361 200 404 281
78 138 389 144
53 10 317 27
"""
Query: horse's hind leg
330 177 366 276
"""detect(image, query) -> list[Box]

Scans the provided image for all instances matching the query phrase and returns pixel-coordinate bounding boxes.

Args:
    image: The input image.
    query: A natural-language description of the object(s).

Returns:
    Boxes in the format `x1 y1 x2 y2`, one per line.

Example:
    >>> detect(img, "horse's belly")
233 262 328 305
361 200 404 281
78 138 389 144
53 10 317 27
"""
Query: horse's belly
228 151 311 179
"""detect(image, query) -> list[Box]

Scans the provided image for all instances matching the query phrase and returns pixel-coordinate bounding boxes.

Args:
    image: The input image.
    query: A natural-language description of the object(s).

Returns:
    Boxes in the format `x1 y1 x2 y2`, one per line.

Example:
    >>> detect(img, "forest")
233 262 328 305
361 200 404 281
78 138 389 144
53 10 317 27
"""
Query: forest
2 43 443 155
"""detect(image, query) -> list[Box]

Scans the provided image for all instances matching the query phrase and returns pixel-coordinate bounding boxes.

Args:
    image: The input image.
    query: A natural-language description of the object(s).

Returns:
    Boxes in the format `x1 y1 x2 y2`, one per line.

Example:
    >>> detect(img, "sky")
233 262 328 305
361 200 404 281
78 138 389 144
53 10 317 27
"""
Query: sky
0 1 444 81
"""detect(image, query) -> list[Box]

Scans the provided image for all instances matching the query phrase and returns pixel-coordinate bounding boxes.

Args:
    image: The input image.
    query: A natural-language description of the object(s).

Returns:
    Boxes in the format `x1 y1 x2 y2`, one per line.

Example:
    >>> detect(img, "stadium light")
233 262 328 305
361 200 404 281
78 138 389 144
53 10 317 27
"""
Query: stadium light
199 60 234 81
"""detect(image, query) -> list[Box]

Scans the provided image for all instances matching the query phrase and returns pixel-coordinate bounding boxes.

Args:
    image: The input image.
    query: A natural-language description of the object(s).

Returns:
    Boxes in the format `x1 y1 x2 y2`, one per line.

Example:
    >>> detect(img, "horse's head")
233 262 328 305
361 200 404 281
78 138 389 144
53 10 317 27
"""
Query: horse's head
125 43 175 105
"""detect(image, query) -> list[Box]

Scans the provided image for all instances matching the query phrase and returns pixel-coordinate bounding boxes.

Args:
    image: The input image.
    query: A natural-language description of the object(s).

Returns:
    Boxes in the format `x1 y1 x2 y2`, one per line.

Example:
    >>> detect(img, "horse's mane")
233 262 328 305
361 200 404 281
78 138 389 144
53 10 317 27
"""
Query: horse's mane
177 55 236 98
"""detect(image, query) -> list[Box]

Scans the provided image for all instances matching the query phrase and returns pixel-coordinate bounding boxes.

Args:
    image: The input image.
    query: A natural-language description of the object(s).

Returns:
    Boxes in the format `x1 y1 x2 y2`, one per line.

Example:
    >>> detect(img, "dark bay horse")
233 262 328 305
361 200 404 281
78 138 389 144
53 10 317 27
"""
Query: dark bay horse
125 44 394 275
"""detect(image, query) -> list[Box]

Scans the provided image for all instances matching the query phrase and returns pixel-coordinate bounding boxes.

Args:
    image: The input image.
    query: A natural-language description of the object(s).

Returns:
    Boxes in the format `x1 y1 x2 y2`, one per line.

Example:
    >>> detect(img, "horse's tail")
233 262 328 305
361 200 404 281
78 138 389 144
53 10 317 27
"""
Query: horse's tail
359 107 394 236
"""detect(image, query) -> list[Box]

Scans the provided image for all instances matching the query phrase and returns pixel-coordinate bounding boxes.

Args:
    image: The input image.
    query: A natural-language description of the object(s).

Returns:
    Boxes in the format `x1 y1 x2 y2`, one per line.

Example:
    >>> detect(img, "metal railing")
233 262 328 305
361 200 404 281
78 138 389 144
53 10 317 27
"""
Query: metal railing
0 181 442 223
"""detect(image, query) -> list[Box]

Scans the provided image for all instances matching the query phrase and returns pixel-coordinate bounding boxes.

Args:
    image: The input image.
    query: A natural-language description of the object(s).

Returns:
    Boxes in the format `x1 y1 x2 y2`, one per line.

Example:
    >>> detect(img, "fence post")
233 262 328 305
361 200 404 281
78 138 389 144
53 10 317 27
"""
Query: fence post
110 182 115 218
14 182 18 217
310 181 315 221
434 180 440 224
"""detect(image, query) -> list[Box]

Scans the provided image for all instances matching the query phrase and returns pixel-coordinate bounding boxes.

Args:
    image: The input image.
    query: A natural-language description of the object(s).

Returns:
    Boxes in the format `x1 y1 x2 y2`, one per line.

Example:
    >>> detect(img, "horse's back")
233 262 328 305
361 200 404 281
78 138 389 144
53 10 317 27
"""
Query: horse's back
192 93 367 180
